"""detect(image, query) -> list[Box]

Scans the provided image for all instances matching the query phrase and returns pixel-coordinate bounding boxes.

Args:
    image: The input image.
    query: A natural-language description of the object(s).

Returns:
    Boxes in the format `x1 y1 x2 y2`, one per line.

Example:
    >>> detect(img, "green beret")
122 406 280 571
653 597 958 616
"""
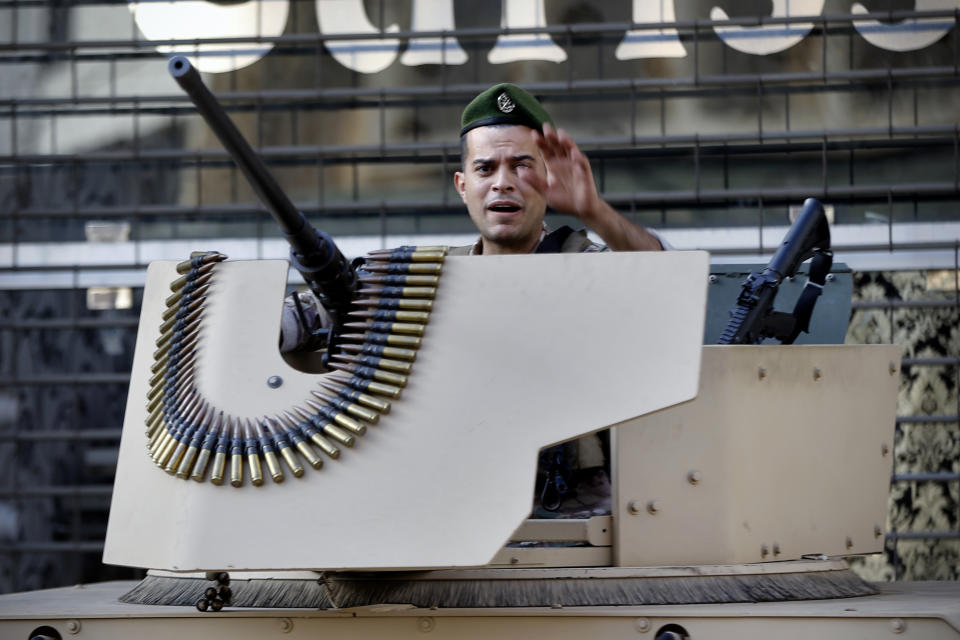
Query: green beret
460 83 555 137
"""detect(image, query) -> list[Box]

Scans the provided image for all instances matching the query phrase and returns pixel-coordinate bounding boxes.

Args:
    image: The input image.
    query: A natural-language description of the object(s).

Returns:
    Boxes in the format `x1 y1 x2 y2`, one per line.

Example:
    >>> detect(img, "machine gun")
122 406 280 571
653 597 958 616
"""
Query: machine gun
717 198 833 345
168 56 356 342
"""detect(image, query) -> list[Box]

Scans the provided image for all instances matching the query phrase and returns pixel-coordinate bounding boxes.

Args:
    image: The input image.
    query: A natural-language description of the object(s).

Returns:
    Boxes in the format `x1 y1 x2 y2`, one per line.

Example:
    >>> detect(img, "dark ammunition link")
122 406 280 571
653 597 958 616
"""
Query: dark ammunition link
350 297 433 312
357 286 436 298
289 410 343 457
364 262 442 275
340 332 421 348
268 420 304 478
357 274 439 287
256 421 284 483
279 413 323 469
327 385 391 414
313 391 379 424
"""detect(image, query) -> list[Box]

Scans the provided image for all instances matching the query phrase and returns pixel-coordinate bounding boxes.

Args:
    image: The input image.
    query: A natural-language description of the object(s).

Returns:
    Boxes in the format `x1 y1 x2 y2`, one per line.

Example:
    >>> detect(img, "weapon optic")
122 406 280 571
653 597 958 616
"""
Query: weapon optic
717 197 833 345
167 55 356 341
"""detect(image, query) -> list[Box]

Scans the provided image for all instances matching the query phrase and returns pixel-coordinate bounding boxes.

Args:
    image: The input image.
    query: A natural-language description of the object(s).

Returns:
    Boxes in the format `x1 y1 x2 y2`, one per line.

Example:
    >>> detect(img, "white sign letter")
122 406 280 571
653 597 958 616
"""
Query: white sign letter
710 0 824 55
129 0 288 73
617 0 687 59
401 0 468 66
488 0 566 64
316 0 400 73
852 0 958 52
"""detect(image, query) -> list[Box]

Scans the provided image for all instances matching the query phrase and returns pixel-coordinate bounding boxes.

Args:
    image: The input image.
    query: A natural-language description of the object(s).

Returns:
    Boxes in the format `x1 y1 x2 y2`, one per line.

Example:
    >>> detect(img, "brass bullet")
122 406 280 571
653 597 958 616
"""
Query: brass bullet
318 379 391 413
164 271 213 306
155 430 179 468
293 405 352 450
339 332 421 348
347 308 430 324
157 297 204 336
155 316 202 353
266 417 304 478
356 286 436 299
148 373 195 409
337 342 417 362
229 416 244 487
176 405 214 479
244 419 264 487
328 362 407 388
151 337 198 374
169 263 216 292
254 419 284 484
164 404 208 473
150 334 199 375
148 392 194 444
148 351 197 389
330 353 411 375
362 262 442 275
296 408 343 458
146 368 195 414
176 251 227 274
161 283 210 321
350 297 433 312
365 252 446 265
357 274 439 288
158 304 205 337
210 416 230 486
311 389 379 424
366 245 447 256
157 397 203 461
153 406 189 462
191 412 222 482
343 320 425 337
148 407 177 445
330 371 403 399
303 398 365 437
278 412 323 470
154 388 200 430
150 429 173 462
146 364 194 403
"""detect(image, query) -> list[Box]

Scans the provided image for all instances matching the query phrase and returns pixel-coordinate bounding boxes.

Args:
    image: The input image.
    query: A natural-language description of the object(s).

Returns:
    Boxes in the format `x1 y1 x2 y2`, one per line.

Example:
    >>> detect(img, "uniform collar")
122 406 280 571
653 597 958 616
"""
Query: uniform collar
469 224 549 256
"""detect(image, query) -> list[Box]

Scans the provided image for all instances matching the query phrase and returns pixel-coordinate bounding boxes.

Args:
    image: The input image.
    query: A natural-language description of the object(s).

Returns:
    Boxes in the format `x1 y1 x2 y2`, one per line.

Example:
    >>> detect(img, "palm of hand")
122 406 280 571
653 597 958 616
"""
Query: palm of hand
533 124 599 219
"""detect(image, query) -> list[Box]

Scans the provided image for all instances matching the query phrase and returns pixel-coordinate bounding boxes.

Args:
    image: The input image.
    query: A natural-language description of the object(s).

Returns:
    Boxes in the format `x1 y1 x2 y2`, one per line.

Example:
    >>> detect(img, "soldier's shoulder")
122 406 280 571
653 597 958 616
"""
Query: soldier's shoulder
447 244 474 256
561 228 608 253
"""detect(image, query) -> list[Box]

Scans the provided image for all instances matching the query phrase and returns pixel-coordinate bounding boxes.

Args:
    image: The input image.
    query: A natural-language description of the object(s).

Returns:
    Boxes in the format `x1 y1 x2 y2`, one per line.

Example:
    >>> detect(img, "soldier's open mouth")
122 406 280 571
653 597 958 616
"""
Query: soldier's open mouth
488 203 522 213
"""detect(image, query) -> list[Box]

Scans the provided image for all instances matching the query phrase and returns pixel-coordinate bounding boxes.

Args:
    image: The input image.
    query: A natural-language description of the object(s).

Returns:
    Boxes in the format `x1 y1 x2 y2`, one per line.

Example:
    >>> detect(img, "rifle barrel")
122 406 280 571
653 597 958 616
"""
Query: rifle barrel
168 56 355 313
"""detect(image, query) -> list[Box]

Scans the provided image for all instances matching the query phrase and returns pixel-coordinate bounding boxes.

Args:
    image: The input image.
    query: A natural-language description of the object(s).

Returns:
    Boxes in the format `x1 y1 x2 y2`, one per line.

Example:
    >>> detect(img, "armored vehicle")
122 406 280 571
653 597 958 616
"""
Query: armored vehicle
1 57 957 640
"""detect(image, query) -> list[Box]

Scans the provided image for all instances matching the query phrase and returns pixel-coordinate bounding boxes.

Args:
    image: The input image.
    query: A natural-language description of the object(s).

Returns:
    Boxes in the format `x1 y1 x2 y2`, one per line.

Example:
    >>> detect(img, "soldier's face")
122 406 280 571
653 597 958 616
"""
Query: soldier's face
454 125 547 254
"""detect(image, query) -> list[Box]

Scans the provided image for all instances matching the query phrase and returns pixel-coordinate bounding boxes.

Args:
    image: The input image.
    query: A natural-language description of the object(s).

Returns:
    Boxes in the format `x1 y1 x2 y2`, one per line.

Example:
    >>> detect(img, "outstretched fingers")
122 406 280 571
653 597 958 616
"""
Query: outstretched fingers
535 123 573 162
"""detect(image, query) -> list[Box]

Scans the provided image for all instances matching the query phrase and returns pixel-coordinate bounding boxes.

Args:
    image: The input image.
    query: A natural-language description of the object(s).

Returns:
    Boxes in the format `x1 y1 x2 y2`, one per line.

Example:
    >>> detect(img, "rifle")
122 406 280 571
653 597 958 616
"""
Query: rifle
167 56 356 343
717 198 833 345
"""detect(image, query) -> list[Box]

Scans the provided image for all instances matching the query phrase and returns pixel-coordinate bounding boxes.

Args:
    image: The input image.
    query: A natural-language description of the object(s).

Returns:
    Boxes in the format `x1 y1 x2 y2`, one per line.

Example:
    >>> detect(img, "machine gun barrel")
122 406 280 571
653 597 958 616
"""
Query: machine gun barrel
167 56 356 316
718 198 832 345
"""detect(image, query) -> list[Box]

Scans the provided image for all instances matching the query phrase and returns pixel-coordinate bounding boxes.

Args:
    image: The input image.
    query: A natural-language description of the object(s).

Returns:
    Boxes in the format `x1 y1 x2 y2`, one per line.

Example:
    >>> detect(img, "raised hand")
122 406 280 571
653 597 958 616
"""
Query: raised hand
529 123 603 221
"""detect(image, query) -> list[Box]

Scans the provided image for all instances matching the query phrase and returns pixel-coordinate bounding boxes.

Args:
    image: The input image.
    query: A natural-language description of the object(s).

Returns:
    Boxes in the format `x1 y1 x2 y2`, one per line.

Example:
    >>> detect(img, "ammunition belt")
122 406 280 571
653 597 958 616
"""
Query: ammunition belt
144 246 446 486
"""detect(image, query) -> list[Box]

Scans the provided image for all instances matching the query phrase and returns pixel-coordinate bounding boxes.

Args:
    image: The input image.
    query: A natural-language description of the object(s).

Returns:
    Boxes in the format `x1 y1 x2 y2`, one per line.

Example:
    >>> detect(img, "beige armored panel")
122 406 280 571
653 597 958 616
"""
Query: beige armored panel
613 344 901 566
105 251 709 572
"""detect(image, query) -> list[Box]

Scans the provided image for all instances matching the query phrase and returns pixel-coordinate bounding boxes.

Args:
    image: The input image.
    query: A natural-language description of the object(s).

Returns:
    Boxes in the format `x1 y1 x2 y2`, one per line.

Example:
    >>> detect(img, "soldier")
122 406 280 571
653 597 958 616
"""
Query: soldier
450 83 666 256
450 84 666 516
279 84 666 515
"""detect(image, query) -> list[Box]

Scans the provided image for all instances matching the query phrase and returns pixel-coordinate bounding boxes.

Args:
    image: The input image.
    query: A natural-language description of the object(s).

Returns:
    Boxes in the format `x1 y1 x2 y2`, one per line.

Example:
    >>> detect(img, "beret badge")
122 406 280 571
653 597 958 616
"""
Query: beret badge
460 83 554 136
